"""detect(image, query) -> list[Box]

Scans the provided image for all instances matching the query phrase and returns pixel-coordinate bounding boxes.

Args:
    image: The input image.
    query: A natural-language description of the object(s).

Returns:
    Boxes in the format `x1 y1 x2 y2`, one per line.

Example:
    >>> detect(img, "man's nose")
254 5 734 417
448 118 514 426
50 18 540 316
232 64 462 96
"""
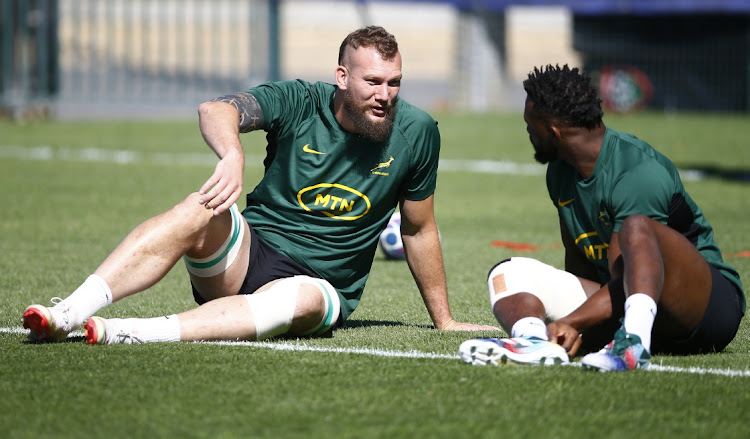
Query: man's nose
374 83 389 101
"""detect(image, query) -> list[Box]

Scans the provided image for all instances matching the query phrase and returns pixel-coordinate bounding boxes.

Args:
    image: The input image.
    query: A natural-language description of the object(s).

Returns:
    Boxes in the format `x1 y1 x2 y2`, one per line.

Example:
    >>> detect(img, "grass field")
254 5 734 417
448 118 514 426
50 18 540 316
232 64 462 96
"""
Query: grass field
1 111 749 438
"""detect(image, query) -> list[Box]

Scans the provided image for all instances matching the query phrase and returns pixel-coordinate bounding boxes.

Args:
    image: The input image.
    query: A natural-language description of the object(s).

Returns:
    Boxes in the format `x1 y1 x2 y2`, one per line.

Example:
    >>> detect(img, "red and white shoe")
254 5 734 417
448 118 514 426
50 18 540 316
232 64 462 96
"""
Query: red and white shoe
85 317 143 345
22 298 76 342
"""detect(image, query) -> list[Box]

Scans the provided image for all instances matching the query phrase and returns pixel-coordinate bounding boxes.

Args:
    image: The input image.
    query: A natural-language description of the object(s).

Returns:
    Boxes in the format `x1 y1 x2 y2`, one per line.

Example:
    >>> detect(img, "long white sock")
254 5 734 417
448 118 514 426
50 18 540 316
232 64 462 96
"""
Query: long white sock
118 315 181 343
623 293 657 351
511 317 548 340
56 274 113 328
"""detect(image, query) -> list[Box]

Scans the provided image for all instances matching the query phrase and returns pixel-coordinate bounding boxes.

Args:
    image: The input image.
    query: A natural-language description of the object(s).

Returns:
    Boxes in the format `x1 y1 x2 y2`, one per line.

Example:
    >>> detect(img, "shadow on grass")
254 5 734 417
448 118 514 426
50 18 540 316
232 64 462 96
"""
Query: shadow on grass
20 335 87 345
273 319 433 341
343 319 434 330
679 164 750 183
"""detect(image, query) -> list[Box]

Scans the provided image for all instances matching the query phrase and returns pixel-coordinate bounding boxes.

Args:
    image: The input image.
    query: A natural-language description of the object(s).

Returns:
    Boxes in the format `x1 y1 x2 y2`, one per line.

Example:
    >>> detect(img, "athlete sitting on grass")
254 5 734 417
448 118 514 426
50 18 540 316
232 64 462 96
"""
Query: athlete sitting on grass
23 26 496 345
459 64 744 371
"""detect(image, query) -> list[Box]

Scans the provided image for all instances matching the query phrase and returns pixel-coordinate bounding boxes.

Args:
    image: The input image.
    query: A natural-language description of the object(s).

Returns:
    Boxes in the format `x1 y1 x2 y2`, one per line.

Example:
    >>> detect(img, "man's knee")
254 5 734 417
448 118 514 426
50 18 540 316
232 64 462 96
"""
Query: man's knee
174 193 239 256
173 193 216 226
290 283 328 331
487 257 587 321
245 276 341 340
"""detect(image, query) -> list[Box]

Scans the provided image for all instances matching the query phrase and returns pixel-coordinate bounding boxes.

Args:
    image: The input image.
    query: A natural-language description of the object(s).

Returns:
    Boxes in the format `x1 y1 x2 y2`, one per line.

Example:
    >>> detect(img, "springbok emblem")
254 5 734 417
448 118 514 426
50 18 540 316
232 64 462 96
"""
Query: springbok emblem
370 156 395 175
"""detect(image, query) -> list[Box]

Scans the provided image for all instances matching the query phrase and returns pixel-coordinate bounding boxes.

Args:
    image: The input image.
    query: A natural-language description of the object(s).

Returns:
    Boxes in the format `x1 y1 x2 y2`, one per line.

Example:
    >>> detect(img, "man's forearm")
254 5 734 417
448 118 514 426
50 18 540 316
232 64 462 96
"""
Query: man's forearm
556 287 613 332
402 232 454 328
198 101 244 159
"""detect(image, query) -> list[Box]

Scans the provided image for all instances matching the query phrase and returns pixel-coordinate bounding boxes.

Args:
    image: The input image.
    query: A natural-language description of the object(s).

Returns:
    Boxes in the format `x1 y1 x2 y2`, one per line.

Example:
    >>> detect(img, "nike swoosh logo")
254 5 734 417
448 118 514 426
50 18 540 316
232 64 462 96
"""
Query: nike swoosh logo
557 198 575 207
302 144 325 155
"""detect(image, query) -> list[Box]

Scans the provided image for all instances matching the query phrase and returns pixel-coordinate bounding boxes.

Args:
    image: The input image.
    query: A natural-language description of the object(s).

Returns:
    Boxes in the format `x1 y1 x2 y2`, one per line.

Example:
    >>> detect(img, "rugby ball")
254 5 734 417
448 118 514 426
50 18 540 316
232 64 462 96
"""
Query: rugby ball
379 211 405 260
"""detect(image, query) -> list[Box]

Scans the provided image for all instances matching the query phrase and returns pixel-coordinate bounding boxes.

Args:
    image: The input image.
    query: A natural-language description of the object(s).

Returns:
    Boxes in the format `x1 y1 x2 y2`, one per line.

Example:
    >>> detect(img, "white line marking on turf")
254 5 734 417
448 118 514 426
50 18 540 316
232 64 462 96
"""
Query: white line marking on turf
3 326 748 376
198 339 458 360
646 363 750 378
0 145 705 180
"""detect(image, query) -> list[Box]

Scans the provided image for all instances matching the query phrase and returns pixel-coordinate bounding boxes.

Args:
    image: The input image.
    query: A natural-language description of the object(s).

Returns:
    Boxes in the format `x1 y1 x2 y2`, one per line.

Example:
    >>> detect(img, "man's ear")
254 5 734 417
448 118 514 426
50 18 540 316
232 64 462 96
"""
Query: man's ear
335 65 348 90
550 124 562 139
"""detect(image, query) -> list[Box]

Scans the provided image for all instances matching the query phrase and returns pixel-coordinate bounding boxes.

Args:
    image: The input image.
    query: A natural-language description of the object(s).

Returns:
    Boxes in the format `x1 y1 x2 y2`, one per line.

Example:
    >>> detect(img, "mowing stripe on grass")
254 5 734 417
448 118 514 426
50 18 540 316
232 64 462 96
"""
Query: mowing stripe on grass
0 145 706 180
3 326 748 377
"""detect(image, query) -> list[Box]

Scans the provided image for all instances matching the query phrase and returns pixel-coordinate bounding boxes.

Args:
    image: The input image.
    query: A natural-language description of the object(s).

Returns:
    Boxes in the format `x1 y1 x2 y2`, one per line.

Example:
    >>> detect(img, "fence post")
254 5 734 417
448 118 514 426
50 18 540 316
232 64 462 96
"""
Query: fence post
268 0 280 82
0 0 13 110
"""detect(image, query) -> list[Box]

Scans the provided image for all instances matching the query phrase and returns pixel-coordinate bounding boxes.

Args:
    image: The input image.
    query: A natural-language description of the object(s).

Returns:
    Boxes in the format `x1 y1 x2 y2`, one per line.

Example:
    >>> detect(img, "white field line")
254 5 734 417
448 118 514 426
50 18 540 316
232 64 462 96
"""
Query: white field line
0 145 705 180
201 339 458 360
3 326 747 377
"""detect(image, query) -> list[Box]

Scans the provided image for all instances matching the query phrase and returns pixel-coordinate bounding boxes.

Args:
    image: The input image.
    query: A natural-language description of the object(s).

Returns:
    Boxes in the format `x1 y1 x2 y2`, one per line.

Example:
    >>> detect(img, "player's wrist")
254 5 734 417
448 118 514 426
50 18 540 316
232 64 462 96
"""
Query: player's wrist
437 317 457 330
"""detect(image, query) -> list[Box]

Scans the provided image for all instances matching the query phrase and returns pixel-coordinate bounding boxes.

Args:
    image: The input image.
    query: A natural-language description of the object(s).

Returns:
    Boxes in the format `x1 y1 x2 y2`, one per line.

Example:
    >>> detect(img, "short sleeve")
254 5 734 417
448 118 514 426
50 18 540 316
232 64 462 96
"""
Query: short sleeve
609 163 672 232
402 114 441 201
248 80 314 137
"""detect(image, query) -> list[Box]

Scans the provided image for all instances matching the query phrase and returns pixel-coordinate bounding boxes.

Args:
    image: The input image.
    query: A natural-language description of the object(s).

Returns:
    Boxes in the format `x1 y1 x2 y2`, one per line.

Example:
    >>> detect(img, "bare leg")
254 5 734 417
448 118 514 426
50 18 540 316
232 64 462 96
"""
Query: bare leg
489 257 600 341
617 214 711 338
23 192 246 341
492 293 546 335
94 192 247 302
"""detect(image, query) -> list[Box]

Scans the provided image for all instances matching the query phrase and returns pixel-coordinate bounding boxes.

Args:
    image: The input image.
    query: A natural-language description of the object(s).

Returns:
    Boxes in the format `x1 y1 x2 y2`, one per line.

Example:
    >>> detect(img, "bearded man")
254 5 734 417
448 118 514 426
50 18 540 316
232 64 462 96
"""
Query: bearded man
23 26 496 345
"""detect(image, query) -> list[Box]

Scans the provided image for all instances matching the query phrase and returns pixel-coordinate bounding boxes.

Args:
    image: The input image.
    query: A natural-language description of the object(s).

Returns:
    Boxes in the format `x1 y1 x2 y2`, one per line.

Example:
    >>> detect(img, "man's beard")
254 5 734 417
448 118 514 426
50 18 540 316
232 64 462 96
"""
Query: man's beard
343 91 398 143
534 148 554 164
532 140 557 164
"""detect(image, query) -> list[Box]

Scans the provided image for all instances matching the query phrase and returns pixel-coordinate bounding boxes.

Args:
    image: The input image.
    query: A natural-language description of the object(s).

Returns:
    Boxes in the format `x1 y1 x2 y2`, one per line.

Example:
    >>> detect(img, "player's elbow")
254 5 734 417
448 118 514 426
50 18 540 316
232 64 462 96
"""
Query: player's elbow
197 100 221 119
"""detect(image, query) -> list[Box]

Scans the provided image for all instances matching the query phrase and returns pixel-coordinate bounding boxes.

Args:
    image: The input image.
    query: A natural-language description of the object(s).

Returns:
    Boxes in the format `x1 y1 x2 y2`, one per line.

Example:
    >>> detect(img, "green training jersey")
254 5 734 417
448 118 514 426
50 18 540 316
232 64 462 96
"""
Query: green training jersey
547 127 745 312
242 80 440 320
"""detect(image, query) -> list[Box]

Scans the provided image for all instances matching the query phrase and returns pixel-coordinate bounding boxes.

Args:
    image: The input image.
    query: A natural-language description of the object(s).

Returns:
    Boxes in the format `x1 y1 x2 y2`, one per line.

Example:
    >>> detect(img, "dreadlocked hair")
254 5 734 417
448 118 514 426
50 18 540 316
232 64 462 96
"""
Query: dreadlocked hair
338 26 399 65
523 64 603 130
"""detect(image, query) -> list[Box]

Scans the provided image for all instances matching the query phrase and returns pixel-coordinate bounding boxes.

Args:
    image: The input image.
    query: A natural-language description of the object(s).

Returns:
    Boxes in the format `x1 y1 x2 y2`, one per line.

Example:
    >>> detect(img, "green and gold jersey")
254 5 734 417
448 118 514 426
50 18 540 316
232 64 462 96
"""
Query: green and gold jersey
547 127 745 311
243 80 440 320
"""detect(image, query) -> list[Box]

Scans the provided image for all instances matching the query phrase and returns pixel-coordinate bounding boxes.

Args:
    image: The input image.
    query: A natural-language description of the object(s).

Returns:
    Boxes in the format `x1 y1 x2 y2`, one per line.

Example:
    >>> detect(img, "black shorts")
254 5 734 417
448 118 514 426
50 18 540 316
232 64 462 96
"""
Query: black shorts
191 224 320 305
651 264 743 355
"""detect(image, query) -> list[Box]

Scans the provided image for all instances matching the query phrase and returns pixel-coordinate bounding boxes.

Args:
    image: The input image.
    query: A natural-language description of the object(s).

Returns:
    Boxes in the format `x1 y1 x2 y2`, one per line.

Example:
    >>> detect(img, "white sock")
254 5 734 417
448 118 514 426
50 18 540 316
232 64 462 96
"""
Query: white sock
511 317 548 340
56 274 113 328
623 293 657 351
119 315 181 343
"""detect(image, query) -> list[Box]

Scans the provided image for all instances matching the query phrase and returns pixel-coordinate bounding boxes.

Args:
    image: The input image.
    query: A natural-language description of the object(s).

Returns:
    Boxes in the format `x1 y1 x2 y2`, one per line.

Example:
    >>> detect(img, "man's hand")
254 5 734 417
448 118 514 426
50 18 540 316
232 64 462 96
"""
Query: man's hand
546 321 583 356
439 319 500 331
198 148 245 216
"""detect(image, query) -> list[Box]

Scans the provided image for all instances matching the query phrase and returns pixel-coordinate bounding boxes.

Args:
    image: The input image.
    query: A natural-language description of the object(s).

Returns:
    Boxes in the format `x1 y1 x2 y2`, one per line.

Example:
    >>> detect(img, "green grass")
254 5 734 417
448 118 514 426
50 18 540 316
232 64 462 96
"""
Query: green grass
1 112 749 438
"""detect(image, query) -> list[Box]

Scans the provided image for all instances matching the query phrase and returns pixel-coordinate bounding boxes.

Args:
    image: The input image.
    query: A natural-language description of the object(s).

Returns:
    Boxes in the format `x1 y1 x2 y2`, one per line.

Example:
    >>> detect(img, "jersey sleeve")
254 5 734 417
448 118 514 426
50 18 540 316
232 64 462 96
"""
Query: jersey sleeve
247 80 314 137
402 113 441 201
609 163 673 233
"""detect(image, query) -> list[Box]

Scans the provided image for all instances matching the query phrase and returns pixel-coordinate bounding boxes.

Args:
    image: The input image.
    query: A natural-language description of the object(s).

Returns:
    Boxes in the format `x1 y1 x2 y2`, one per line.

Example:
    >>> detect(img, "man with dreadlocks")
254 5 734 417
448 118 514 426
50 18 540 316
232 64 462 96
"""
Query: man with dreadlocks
459 64 744 372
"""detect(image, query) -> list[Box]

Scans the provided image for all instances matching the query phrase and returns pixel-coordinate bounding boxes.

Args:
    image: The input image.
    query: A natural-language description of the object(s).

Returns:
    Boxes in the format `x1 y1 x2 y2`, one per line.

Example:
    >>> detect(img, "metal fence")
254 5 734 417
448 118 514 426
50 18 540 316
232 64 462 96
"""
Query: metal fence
1 0 273 119
2 0 749 119
1 0 57 117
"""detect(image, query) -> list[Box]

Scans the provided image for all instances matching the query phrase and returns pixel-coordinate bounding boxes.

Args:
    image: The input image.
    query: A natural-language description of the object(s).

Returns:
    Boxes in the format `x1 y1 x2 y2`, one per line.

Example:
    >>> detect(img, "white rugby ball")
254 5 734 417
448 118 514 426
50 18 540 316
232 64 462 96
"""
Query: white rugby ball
378 211 405 260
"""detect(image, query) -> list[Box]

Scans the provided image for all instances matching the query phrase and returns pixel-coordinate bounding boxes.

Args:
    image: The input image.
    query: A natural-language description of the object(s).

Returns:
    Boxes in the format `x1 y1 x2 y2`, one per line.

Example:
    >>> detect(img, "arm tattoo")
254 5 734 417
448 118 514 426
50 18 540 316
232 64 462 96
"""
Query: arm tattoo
212 92 264 133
